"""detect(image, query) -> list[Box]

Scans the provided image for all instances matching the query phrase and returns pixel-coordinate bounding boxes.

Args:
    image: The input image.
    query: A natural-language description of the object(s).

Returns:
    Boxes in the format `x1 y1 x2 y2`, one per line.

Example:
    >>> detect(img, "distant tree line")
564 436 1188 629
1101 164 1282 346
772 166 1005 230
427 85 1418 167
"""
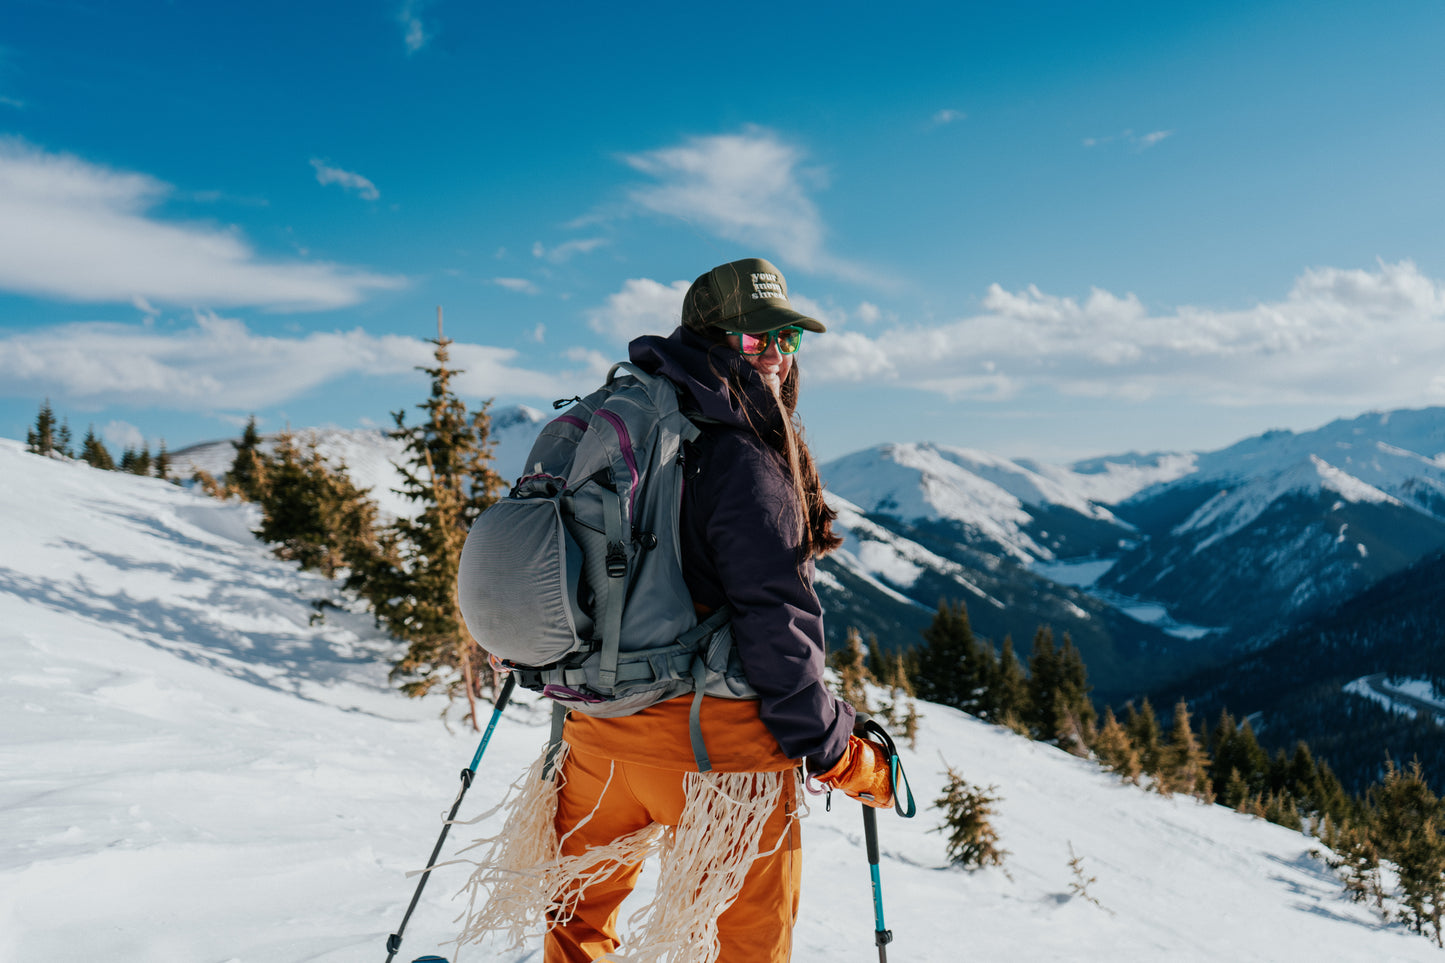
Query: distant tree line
25 399 174 479
881 597 1445 942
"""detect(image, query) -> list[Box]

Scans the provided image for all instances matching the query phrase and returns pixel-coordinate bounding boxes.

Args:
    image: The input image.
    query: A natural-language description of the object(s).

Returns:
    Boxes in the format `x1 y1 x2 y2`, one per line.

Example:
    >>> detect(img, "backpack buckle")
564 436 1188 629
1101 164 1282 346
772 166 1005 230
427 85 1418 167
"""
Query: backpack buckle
605 544 627 579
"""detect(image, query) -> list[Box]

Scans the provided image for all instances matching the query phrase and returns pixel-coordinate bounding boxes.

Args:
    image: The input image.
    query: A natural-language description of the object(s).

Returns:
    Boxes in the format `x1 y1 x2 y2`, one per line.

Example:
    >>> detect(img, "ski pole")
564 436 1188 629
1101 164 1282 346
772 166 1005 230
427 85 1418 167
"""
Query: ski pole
385 672 516 963
852 716 915 962
862 803 892 962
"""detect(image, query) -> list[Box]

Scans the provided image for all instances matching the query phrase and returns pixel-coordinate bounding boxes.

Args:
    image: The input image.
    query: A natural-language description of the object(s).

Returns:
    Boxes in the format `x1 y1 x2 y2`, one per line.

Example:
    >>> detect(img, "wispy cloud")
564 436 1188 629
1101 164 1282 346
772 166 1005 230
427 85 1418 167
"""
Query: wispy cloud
1083 128 1175 151
398 0 431 54
0 140 404 310
492 277 539 294
586 278 691 342
0 95 23 109
622 127 866 280
931 109 966 126
531 237 608 263
0 312 568 409
309 158 380 201
806 260 1445 410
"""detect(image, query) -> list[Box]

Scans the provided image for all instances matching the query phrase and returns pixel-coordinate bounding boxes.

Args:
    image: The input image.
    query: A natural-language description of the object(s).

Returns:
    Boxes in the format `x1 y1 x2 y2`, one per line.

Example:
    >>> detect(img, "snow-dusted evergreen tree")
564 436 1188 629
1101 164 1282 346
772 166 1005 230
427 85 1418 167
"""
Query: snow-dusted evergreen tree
933 762 1008 872
1372 759 1445 944
356 322 505 727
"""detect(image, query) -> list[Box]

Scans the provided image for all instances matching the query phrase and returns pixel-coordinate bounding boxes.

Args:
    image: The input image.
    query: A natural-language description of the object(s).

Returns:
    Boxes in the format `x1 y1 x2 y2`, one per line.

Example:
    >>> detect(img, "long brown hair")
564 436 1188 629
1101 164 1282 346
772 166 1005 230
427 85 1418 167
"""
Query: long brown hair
707 338 842 564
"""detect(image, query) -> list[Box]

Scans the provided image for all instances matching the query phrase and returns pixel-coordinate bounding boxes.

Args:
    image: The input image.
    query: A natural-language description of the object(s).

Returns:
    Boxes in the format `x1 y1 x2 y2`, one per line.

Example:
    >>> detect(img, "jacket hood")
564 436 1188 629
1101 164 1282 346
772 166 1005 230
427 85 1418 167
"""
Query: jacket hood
629 327 785 433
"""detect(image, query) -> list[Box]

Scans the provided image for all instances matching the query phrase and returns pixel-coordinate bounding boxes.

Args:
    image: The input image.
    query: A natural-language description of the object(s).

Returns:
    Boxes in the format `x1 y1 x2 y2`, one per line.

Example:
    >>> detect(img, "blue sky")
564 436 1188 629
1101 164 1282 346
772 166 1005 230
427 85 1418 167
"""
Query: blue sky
3 0 1444 465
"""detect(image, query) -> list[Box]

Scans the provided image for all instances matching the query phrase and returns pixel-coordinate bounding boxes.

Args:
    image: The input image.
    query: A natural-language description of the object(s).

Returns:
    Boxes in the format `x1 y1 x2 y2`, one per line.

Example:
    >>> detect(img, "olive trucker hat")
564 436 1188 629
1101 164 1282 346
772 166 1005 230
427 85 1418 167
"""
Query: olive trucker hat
680 257 826 336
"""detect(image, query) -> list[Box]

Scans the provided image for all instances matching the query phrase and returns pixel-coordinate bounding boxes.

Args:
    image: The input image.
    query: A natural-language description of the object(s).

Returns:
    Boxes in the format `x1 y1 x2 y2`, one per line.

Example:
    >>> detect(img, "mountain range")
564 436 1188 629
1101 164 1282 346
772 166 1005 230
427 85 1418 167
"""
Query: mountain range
175 403 1445 778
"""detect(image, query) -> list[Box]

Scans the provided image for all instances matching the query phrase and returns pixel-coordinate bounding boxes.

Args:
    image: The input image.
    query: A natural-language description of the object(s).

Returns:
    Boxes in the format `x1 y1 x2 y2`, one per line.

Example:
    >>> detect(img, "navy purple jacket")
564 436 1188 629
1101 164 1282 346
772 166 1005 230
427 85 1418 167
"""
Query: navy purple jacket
629 327 854 772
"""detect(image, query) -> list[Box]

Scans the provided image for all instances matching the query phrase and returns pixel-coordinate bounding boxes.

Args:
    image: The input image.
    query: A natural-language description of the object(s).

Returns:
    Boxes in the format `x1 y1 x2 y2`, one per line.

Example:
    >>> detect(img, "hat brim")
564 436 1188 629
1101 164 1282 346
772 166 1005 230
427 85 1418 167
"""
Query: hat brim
725 301 827 335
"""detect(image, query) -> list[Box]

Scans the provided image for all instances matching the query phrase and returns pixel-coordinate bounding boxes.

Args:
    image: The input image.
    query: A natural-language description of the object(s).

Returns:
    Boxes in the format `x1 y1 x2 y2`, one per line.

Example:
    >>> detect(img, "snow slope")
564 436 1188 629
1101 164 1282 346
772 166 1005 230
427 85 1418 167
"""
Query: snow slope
1 439 1437 962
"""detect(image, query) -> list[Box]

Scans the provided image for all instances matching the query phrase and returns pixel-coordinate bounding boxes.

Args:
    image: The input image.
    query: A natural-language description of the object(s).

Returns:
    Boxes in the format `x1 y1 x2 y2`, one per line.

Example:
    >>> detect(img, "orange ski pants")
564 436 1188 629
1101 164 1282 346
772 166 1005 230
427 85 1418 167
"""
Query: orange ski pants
543 743 802 962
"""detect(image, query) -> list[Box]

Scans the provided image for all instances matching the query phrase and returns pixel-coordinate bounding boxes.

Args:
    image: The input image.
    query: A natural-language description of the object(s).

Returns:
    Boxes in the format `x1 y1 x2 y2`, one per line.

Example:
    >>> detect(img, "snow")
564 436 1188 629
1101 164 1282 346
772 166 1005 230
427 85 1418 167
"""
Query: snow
1175 454 1402 551
2 439 1439 962
1345 675 1445 723
171 406 548 520
825 493 996 606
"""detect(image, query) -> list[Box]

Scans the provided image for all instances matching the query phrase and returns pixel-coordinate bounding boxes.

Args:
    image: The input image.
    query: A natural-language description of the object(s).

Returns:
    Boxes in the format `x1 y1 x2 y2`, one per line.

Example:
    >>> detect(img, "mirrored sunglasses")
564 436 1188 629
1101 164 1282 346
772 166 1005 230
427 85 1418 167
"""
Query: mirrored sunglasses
728 325 804 356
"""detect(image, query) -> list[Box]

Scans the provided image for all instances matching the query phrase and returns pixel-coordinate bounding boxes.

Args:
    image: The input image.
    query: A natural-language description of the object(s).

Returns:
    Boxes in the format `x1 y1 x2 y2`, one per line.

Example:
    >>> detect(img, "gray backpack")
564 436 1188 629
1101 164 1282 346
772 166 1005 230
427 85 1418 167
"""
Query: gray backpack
456 362 756 772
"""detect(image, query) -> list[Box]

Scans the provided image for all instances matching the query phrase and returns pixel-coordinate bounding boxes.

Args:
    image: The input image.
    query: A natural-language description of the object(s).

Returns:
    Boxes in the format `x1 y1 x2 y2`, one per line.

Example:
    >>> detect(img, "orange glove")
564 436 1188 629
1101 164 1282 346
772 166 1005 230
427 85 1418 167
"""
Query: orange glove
816 735 894 809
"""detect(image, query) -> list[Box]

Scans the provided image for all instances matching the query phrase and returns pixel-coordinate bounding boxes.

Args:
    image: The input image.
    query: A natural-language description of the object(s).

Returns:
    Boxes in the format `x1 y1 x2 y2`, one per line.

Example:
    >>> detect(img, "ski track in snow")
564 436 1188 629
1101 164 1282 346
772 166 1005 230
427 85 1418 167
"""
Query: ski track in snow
1 438 1439 962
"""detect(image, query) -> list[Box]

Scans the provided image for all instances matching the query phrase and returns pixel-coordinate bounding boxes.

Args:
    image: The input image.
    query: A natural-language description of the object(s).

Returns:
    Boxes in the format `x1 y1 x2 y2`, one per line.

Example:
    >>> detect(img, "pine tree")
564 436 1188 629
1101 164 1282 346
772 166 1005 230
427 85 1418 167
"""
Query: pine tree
992 635 1029 731
1125 699 1163 778
1027 627 1092 746
831 626 872 712
1158 699 1211 799
353 319 505 727
1372 759 1445 943
27 400 57 455
1091 705 1142 784
1055 633 1096 752
56 418 73 458
866 634 886 680
933 763 1008 871
1210 714 1271 802
80 426 115 470
1323 819 1386 910
914 600 992 716
154 440 172 481
228 415 268 500
252 431 381 580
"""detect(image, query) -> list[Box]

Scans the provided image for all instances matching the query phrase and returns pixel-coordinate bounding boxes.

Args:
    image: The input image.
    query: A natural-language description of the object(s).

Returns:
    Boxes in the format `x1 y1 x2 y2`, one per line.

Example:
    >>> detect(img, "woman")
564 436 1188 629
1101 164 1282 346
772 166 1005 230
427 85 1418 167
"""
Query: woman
462 258 895 963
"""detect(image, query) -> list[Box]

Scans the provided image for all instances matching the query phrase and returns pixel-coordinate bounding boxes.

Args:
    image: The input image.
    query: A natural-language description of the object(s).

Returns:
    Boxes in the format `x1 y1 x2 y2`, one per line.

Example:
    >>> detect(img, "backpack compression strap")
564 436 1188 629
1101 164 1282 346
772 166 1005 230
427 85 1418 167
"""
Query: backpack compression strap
596 483 627 691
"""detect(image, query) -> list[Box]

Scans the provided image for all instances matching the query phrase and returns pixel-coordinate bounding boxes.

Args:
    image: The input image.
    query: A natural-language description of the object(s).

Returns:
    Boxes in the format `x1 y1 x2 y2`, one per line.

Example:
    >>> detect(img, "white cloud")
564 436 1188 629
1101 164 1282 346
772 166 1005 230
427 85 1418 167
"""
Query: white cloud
0 140 405 310
309 158 380 201
804 260 1445 410
1084 129 1175 151
622 128 865 279
398 0 431 53
102 420 145 450
932 109 966 126
586 277 691 342
0 312 570 409
531 237 608 263
492 277 539 294
564 347 613 380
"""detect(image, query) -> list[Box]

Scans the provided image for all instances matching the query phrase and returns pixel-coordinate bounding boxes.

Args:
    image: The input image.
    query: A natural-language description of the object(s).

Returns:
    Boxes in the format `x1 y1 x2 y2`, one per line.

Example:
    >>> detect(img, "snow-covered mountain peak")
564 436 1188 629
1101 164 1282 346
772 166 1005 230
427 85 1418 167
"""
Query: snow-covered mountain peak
823 443 1047 562
1175 452 1403 547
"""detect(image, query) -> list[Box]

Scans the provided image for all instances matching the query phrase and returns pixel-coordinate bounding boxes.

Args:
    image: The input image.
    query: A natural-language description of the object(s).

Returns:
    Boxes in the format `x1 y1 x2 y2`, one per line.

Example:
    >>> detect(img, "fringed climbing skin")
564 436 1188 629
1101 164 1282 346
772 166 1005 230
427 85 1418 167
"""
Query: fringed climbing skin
446 742 794 962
